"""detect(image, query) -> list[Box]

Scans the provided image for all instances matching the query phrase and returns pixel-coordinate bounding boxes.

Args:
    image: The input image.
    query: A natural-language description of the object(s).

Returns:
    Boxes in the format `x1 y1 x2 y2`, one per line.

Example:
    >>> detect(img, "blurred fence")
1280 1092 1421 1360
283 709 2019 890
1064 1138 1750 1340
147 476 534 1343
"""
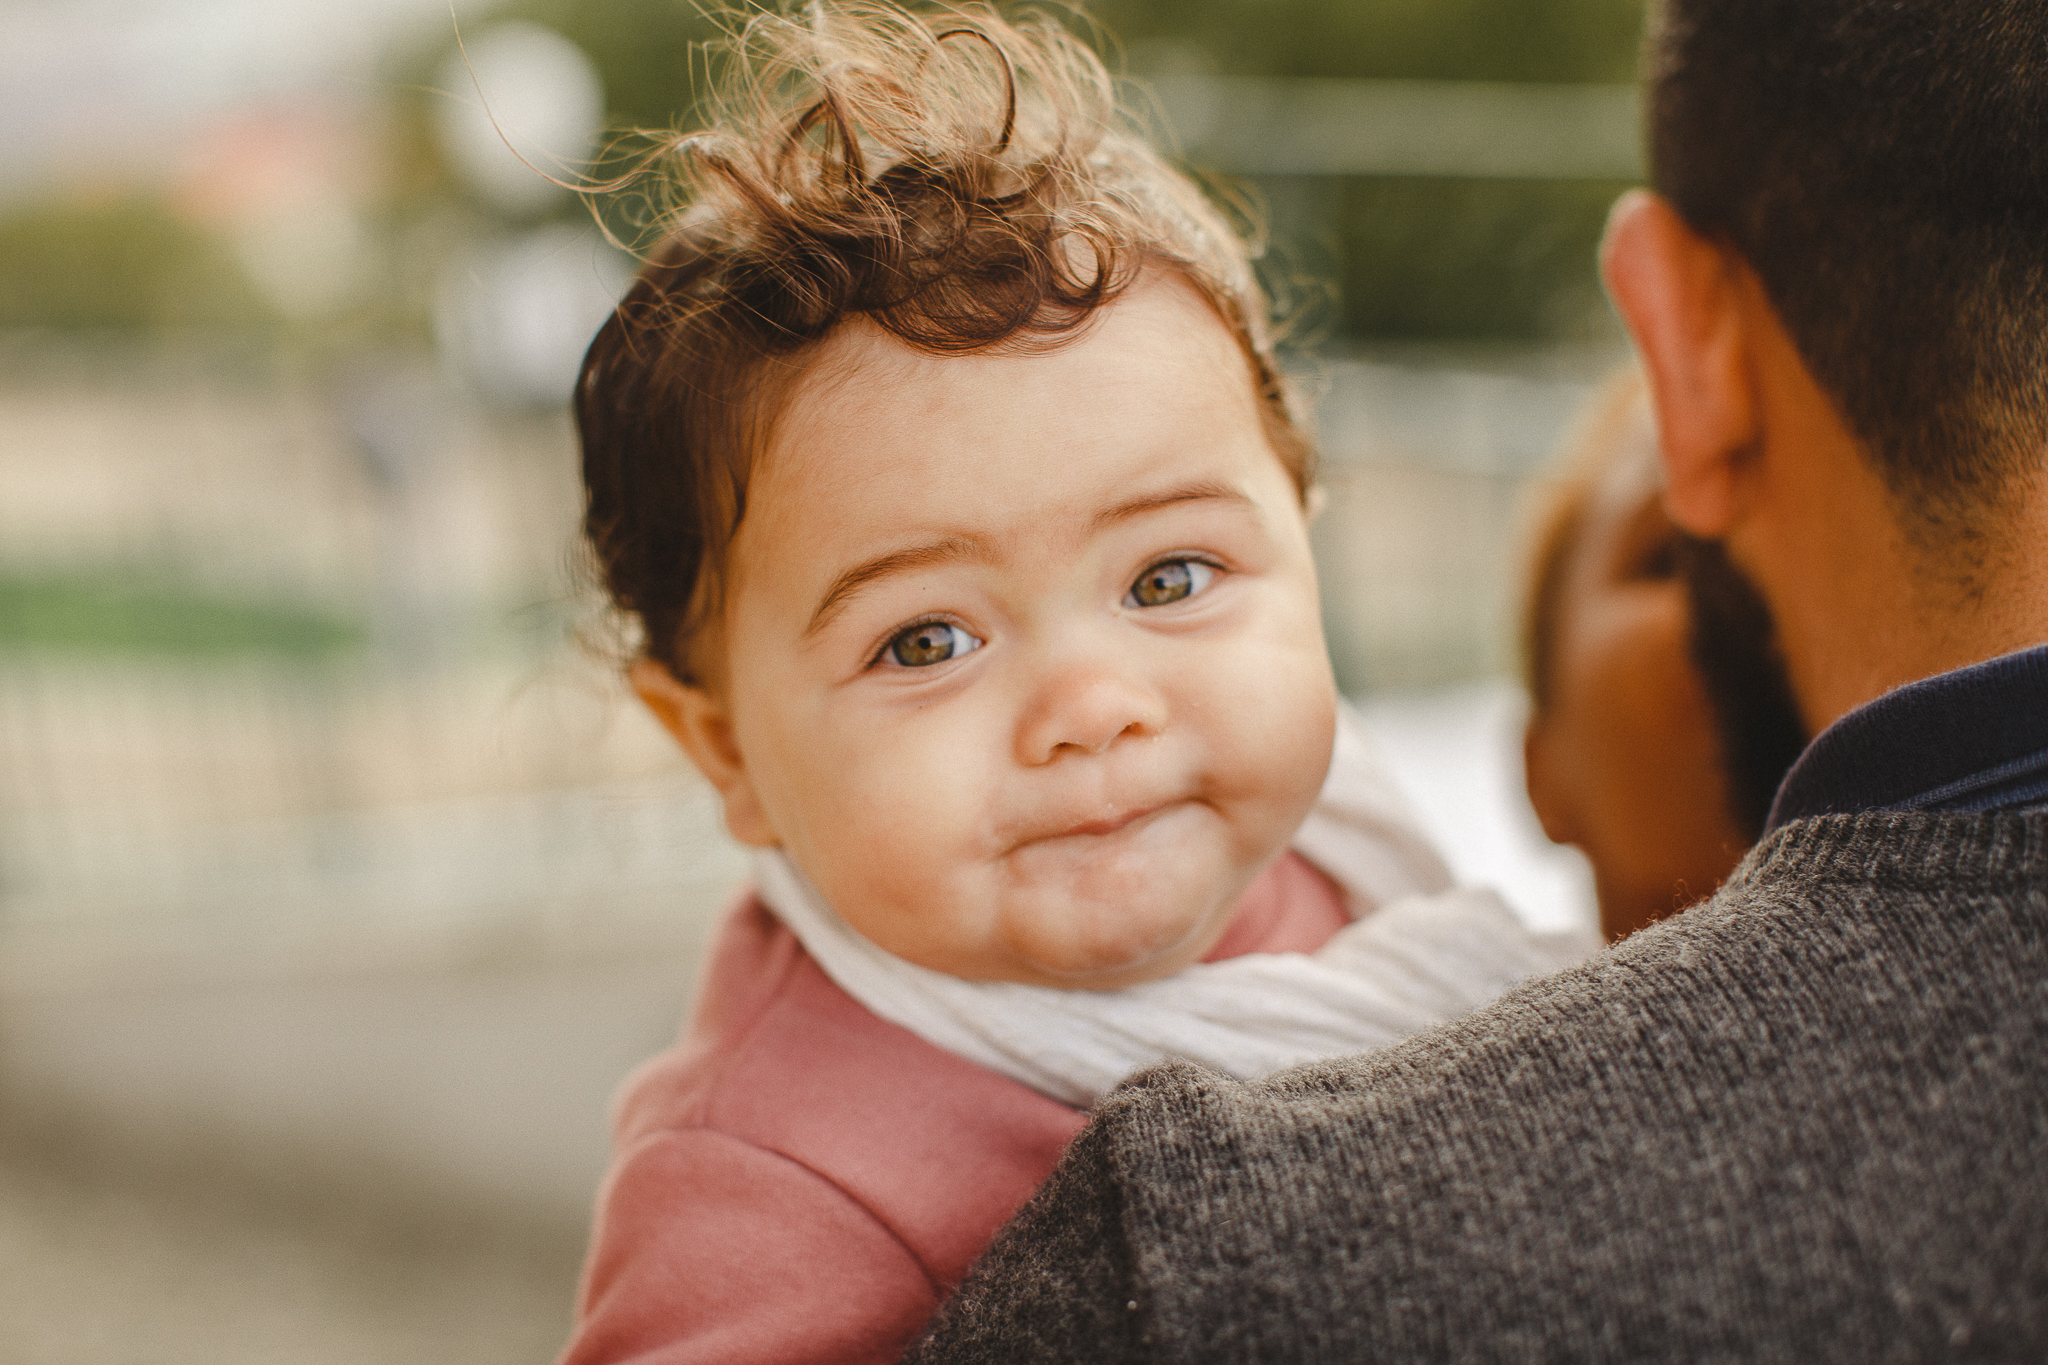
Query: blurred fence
0 343 746 1281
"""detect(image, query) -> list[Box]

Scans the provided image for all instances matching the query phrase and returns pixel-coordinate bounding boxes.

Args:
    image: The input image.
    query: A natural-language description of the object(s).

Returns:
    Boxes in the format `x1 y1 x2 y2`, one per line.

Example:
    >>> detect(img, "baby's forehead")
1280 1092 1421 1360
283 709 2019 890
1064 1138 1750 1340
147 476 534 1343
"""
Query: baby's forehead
730 300 1296 584
782 272 1250 412
757 302 1257 508
775 316 941 425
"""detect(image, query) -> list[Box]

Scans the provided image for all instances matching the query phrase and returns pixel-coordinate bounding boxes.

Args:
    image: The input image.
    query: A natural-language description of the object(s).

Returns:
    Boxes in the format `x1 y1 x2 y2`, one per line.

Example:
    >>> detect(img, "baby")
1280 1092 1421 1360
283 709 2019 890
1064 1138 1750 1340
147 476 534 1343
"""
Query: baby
1521 372 1807 940
558 7 1592 1362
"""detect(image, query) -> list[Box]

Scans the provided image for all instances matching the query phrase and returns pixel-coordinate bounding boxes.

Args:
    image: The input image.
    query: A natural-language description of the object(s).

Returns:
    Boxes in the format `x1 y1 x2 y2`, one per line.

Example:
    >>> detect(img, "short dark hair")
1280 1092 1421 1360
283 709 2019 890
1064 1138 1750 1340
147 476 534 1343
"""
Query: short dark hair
1649 0 2048 546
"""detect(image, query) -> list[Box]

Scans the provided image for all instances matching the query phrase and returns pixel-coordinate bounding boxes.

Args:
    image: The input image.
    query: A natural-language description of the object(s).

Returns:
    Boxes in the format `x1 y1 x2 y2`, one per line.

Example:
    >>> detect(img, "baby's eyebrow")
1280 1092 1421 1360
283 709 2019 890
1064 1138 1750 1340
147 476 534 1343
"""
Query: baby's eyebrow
803 484 1248 638
1092 479 1251 528
806 535 991 637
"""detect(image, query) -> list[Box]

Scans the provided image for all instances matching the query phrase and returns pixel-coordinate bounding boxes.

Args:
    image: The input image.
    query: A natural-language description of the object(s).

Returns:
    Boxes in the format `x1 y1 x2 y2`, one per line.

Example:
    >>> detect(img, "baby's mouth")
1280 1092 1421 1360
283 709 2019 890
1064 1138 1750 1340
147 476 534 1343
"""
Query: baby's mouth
1052 803 1163 839
1007 798 1186 852
994 797 1225 978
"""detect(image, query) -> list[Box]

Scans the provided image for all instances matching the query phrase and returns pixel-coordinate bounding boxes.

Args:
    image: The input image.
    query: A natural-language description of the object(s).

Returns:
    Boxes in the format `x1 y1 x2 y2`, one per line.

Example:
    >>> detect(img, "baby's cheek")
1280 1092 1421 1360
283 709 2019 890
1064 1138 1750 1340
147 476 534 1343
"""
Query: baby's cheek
1210 659 1335 833
803 750 998 950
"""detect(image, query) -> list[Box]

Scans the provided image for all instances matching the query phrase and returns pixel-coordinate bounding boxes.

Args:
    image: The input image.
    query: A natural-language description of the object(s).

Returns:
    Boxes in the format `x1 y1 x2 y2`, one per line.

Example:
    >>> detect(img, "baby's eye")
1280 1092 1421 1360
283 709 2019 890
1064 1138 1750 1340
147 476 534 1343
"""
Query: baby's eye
1125 558 1216 609
884 620 983 668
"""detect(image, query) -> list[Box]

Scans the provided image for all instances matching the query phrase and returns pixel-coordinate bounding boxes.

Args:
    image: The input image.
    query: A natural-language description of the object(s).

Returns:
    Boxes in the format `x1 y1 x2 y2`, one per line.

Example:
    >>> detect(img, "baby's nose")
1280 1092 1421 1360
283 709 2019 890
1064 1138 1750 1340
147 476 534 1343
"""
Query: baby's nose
1014 665 1167 765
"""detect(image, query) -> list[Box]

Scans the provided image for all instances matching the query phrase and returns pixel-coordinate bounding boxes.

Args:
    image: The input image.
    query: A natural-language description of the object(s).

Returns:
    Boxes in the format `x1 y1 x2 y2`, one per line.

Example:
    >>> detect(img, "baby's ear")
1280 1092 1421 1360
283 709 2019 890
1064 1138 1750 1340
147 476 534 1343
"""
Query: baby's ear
628 659 778 847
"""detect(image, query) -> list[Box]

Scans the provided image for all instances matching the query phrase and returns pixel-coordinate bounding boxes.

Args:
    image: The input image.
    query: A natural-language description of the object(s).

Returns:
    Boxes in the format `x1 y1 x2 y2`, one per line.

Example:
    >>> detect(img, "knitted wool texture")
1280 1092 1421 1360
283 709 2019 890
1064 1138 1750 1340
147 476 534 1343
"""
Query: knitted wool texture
904 809 2048 1364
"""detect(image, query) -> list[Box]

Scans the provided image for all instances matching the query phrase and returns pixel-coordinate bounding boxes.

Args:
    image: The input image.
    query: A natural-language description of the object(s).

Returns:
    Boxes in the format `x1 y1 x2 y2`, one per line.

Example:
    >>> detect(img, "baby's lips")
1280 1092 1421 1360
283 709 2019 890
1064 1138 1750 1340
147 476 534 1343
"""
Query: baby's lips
1054 803 1161 839
1003 793 1194 849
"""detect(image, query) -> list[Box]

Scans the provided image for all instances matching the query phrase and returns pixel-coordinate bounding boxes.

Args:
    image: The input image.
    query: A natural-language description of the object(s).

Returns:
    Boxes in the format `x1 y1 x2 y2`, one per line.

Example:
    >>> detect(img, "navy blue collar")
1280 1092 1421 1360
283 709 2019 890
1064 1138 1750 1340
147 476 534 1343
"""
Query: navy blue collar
1765 643 2048 832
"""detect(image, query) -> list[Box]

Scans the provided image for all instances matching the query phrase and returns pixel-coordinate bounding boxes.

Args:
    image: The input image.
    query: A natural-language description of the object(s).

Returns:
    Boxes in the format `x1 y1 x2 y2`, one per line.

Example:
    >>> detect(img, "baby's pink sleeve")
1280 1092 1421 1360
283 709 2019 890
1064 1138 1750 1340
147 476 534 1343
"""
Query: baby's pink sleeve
559 1128 941 1365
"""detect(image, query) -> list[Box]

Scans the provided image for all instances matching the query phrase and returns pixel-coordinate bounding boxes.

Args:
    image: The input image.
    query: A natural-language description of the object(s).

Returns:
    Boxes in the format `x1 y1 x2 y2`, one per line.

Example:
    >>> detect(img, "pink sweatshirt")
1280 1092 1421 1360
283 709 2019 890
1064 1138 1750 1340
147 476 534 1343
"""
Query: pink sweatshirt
559 851 1348 1365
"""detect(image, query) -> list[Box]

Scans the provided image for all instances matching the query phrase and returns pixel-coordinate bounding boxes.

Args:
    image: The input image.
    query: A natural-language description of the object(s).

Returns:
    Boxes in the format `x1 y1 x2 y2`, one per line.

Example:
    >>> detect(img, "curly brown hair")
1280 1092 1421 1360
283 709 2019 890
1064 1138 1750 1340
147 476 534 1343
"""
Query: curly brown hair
576 1 1310 682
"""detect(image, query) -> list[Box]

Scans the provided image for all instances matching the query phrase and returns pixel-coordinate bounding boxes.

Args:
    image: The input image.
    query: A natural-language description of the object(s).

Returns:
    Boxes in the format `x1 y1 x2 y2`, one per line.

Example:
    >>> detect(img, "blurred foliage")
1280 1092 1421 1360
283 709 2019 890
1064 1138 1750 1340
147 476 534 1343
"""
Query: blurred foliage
0 198 272 333
1094 0 1640 82
0 573 364 660
1333 176 1632 341
384 0 721 237
1084 0 1645 342
484 0 1644 121
0 0 1646 344
445 0 1646 343
504 0 724 131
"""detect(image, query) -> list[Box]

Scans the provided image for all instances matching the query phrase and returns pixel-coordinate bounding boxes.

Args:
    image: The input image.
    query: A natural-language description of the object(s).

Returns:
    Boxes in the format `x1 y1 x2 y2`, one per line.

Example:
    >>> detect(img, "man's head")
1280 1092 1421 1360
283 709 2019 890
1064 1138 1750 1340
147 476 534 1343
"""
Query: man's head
1603 0 2048 734
1649 0 2048 548
581 4 1335 988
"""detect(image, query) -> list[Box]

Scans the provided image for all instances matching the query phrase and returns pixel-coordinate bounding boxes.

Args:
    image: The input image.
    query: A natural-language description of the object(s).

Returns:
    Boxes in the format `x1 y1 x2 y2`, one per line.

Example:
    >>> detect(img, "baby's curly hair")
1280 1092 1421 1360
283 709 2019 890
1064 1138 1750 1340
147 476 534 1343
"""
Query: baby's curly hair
577 1 1310 681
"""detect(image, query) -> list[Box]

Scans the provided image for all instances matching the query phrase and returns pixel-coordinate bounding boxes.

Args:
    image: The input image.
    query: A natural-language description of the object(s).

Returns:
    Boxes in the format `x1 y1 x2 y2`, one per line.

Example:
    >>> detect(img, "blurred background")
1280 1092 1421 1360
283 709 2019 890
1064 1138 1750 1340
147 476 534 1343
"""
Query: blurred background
0 0 1633 1358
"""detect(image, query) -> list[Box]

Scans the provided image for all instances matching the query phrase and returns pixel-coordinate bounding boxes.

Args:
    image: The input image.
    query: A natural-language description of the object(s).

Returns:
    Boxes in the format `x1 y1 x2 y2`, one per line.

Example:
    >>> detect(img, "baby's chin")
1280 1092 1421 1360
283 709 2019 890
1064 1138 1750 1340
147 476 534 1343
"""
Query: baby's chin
991 801 1249 988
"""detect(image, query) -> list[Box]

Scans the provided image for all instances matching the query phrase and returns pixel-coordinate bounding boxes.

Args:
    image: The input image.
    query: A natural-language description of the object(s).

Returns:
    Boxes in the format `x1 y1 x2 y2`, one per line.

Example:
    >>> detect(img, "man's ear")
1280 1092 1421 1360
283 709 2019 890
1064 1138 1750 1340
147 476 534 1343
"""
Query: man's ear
629 659 778 847
1600 190 1757 539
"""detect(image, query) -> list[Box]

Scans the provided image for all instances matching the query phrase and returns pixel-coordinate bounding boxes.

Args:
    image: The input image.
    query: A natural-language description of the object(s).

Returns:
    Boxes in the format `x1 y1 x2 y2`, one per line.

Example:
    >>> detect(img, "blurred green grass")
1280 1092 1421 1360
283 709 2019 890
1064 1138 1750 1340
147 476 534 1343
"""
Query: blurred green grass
0 200 272 334
0 573 364 660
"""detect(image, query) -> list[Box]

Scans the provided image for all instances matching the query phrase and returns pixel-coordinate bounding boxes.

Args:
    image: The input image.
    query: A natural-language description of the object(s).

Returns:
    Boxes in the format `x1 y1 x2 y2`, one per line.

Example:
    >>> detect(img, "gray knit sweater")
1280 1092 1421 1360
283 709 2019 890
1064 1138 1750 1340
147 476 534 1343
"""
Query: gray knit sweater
904 809 2048 1363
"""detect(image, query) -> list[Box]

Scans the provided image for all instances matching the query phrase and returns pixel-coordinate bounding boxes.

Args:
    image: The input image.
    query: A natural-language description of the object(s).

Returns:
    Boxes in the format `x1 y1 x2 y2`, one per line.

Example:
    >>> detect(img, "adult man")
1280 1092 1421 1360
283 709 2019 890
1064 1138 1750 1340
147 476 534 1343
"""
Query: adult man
904 1 2048 1359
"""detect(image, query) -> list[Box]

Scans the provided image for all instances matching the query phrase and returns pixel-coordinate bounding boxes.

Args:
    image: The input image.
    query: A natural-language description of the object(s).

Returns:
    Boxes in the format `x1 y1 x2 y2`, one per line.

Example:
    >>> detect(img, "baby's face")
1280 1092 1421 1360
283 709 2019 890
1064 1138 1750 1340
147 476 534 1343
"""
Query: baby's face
690 273 1335 988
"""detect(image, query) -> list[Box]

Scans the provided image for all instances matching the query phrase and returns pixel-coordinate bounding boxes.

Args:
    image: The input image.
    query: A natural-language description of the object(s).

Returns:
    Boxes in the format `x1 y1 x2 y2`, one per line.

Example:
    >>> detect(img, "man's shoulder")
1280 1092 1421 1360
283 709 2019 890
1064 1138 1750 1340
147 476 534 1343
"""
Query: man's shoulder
1109 807 2048 1175
1083 807 2048 1362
